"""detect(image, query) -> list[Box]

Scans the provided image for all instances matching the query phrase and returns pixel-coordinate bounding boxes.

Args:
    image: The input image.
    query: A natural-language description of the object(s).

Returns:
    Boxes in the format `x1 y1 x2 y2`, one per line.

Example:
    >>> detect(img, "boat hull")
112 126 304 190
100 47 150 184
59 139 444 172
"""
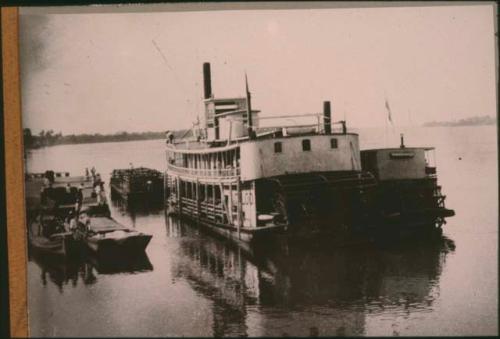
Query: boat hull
84 233 152 255
167 205 286 245
28 217 77 256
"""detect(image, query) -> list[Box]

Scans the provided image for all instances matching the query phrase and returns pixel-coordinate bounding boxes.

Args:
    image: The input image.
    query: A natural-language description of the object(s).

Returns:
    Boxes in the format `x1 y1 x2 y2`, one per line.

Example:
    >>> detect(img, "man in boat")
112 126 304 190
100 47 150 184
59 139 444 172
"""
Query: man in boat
98 183 107 206
75 183 84 214
85 167 90 177
94 183 102 204
78 211 92 233
65 210 77 232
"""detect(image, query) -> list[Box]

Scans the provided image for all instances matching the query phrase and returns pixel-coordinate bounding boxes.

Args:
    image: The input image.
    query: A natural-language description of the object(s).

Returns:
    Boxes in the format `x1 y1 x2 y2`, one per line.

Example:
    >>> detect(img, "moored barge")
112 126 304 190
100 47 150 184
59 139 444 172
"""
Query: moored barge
110 167 164 202
165 63 376 244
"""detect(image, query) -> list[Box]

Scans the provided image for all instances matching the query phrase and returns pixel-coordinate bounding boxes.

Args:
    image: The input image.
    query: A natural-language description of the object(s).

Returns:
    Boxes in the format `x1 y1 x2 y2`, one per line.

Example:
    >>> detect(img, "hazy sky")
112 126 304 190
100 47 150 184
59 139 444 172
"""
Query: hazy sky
20 3 497 135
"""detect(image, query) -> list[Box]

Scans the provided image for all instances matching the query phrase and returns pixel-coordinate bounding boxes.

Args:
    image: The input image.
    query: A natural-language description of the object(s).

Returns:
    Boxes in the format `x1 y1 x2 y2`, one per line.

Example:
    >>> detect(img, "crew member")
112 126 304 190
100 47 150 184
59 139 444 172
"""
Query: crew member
76 183 84 214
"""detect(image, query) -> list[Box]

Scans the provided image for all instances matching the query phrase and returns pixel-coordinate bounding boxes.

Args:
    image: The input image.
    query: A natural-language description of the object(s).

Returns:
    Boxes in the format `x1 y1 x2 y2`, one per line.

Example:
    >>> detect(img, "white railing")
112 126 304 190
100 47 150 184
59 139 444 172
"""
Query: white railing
167 163 240 178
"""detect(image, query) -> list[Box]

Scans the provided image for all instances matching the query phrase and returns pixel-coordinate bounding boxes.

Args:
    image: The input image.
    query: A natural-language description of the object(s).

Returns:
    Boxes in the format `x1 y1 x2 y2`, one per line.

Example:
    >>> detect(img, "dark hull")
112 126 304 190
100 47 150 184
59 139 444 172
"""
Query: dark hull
28 219 77 256
29 236 68 256
84 233 152 255
28 232 78 256
110 183 163 201
167 206 286 246
370 178 455 231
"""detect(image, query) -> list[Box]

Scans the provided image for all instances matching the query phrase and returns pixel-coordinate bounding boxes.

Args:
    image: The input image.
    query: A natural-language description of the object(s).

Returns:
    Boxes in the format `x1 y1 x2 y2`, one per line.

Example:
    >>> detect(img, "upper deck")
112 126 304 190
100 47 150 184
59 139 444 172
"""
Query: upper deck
165 62 361 182
166 128 361 182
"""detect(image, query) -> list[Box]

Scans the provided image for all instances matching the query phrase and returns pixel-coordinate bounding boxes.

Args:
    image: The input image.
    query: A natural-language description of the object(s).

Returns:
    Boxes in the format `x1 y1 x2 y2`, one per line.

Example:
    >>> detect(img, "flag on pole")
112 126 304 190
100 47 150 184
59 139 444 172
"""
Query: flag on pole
385 98 393 125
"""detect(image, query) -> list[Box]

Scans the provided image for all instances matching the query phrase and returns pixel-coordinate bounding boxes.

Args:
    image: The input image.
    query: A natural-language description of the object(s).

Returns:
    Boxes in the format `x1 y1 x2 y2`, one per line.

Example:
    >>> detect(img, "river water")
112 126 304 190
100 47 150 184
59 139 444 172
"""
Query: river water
26 126 497 337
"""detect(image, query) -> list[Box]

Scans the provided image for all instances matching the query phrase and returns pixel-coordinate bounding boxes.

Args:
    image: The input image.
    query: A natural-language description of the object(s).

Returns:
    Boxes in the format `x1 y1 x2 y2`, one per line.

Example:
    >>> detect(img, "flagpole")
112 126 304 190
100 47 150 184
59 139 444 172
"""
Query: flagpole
384 113 388 147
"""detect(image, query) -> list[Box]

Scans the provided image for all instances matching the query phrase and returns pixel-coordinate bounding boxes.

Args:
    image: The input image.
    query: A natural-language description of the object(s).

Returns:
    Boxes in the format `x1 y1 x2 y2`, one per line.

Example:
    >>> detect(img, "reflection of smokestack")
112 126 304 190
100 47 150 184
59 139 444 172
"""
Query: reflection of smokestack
323 101 331 134
203 62 212 99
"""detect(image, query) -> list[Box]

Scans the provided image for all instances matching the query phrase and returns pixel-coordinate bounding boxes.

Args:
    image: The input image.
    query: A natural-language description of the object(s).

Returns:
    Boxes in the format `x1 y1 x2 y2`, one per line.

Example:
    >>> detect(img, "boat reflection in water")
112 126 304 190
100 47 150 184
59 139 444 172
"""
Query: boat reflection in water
167 216 455 337
111 188 164 213
110 191 164 228
29 247 153 292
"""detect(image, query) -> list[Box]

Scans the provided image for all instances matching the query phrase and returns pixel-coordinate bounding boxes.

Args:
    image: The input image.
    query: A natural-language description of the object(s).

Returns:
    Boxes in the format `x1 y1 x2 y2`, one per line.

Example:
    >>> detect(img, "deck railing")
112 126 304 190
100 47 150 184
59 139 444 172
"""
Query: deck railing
167 162 240 178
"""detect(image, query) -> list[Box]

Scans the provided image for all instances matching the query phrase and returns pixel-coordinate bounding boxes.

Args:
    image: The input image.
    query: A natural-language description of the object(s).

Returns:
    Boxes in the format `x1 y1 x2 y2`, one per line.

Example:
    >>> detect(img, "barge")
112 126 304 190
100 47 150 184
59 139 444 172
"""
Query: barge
110 167 164 202
165 63 376 244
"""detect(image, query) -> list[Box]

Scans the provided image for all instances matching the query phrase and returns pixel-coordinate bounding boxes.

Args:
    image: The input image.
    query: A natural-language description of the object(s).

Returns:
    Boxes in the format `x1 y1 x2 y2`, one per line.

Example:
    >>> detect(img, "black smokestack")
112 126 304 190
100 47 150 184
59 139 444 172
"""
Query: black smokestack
203 62 212 99
323 101 331 134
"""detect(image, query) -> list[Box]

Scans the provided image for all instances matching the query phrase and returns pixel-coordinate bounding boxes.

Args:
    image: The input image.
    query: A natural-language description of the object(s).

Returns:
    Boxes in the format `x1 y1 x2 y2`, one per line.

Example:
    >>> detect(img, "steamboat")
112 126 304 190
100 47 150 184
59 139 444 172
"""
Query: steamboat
165 63 378 244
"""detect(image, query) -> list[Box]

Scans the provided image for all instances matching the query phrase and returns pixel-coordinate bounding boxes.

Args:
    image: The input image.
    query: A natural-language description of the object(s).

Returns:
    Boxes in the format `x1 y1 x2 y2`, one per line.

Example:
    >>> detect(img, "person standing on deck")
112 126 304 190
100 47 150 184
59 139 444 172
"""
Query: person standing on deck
65 210 76 232
85 167 89 178
90 166 96 180
95 183 102 204
76 183 84 214
98 182 107 205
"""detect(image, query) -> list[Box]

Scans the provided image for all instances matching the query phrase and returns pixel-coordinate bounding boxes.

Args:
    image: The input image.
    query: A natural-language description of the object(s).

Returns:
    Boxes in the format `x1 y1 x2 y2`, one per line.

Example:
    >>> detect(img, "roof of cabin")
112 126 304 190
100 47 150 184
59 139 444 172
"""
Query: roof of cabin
203 96 246 103
215 109 260 118
361 147 434 153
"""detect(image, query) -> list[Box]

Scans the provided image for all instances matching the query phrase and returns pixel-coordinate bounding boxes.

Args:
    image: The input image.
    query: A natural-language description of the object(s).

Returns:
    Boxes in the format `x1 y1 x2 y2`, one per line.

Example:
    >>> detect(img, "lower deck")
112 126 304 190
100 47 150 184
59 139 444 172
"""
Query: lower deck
165 170 379 242
165 169 454 243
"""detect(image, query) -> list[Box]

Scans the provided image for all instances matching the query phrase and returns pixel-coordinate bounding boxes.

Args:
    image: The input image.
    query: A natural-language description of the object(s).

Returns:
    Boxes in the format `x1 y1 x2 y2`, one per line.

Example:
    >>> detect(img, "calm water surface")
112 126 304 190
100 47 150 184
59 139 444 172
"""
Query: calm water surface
26 126 498 336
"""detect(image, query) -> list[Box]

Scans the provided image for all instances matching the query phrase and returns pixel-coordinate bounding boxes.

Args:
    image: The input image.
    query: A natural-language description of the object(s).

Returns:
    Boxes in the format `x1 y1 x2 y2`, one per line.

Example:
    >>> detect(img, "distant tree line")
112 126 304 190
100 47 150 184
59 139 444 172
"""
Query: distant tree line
423 115 496 127
23 128 192 149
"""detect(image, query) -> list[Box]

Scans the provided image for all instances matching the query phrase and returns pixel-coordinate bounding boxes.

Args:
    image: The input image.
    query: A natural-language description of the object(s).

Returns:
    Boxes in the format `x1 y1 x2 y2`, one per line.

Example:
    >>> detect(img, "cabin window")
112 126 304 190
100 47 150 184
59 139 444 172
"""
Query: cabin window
330 138 338 149
302 139 311 151
274 142 282 153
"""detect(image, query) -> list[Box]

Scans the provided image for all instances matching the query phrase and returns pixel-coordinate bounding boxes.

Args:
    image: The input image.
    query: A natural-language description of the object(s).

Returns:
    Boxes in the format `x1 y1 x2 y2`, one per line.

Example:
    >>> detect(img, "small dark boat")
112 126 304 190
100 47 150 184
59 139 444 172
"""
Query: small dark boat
28 212 76 256
72 212 152 255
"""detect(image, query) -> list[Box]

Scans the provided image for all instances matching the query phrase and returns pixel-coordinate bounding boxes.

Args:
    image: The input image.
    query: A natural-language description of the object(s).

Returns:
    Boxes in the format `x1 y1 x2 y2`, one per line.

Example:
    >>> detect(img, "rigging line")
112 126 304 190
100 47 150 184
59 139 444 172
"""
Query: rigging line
152 39 175 73
152 39 197 124
151 40 190 100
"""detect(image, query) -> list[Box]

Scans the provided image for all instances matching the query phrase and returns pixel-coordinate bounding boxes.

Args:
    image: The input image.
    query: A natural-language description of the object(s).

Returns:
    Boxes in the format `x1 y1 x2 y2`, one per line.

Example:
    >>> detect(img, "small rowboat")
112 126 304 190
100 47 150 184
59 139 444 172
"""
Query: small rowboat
28 214 76 256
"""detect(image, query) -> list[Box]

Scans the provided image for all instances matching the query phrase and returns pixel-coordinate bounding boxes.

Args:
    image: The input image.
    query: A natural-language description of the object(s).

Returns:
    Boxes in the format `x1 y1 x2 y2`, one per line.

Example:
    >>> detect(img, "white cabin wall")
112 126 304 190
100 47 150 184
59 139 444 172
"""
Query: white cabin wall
239 134 361 181
219 116 246 140
218 112 260 140
241 184 257 227
376 149 427 180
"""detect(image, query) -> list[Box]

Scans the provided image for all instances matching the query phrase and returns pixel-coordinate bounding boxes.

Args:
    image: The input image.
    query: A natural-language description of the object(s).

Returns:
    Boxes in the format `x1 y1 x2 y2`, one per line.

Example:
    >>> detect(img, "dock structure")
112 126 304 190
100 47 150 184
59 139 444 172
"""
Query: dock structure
110 167 164 202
